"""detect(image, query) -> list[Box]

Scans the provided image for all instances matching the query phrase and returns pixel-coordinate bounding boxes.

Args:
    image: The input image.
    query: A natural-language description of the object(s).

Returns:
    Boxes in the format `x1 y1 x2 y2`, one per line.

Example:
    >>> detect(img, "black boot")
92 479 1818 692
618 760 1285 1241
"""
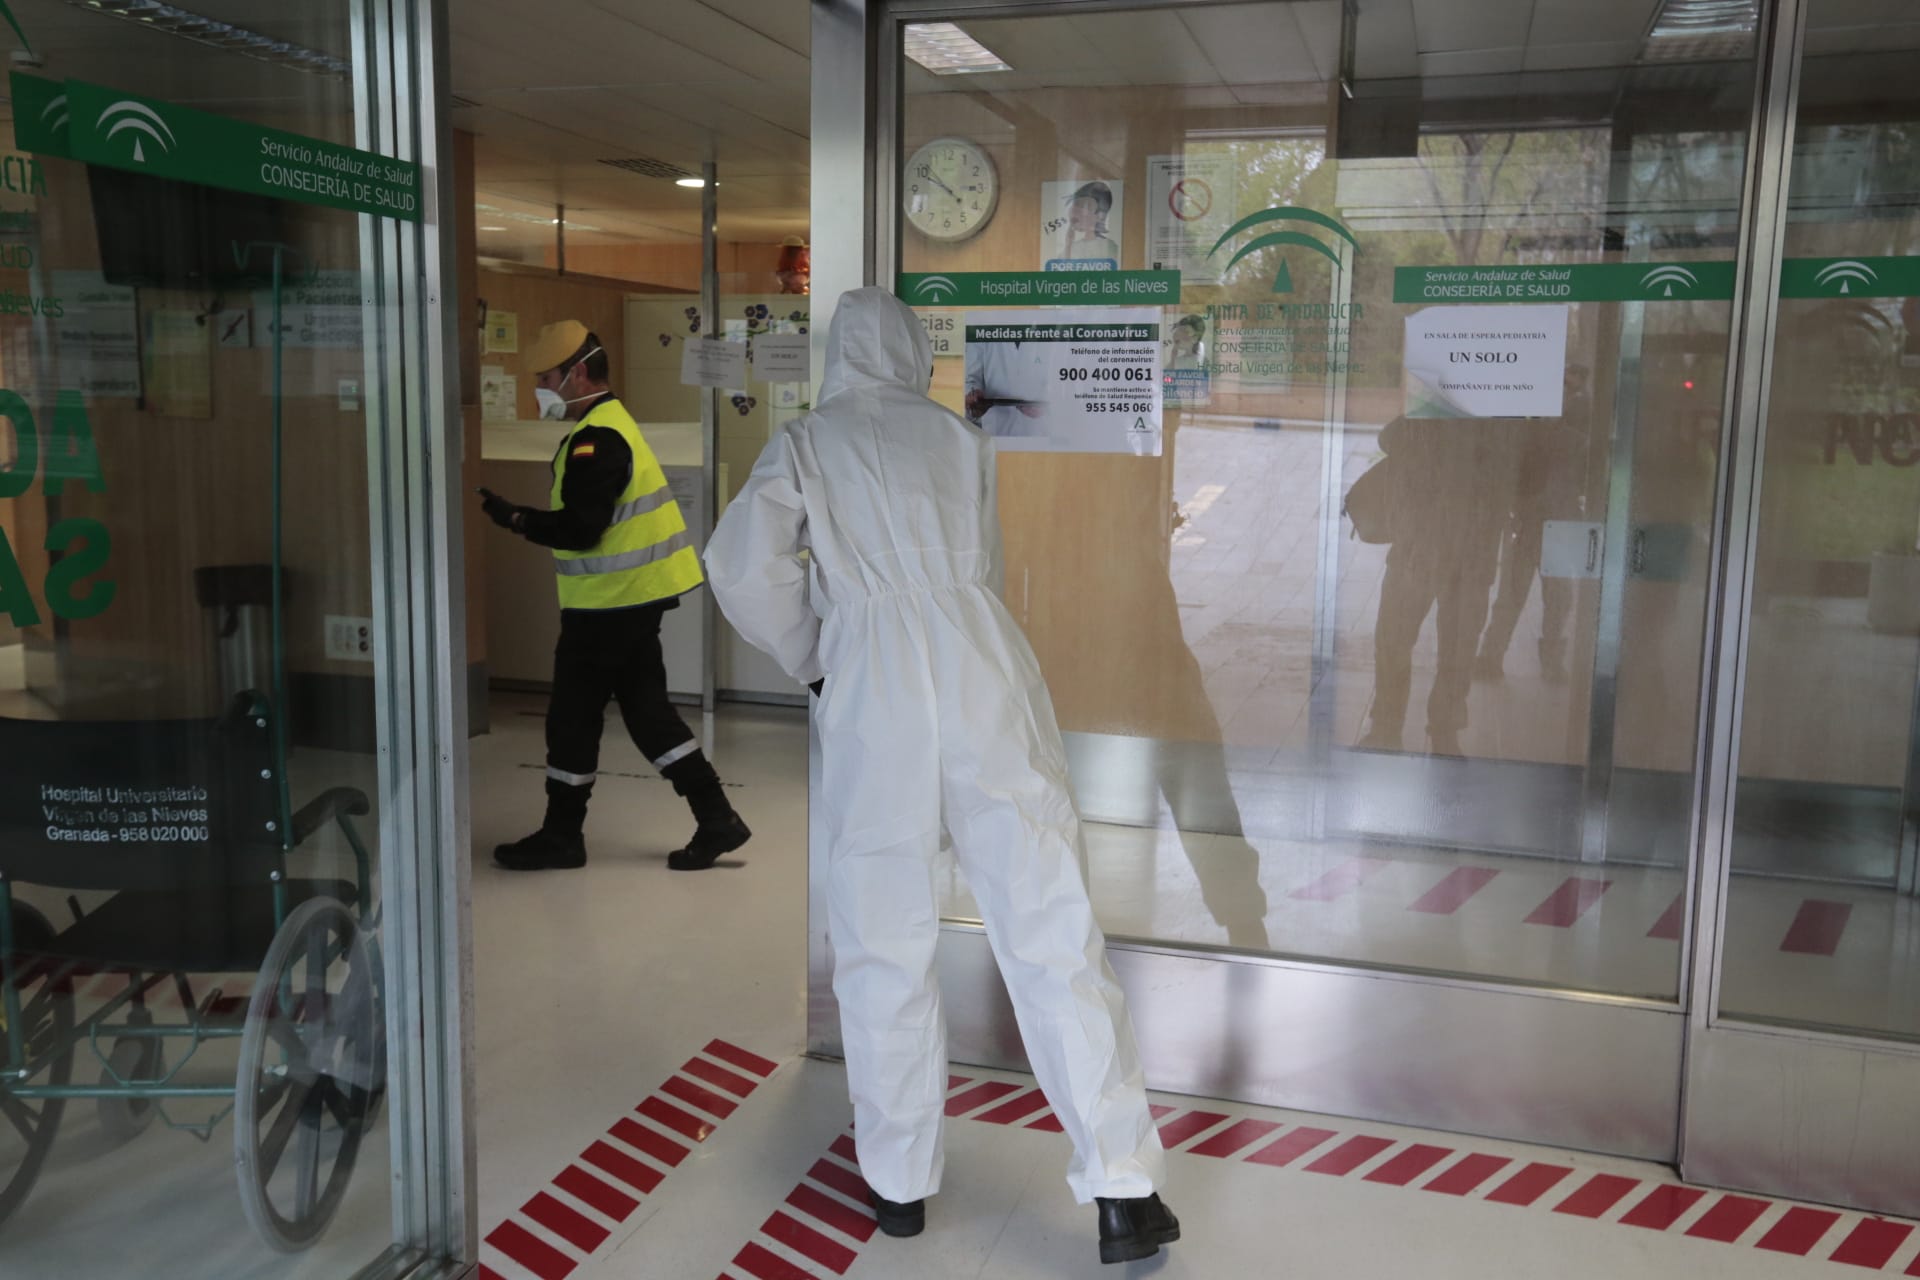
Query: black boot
493 828 586 871
664 753 750 871
868 1192 925 1238
668 813 751 870
1096 1193 1179 1265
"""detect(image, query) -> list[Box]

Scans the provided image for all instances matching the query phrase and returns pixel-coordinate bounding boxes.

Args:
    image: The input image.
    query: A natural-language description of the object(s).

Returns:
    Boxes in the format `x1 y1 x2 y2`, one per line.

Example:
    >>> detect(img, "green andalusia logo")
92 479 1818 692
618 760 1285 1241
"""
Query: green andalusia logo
910 274 958 303
1208 207 1359 294
97 98 176 164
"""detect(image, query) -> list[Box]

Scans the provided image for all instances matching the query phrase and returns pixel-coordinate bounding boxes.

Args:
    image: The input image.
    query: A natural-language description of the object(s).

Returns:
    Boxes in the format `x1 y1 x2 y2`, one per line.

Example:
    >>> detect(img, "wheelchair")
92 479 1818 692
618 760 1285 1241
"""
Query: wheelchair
0 694 383 1252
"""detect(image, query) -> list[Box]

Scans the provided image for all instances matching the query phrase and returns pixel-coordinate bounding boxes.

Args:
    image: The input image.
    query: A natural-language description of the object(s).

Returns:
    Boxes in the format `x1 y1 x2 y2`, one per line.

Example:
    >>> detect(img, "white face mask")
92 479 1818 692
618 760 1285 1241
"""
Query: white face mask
538 347 605 421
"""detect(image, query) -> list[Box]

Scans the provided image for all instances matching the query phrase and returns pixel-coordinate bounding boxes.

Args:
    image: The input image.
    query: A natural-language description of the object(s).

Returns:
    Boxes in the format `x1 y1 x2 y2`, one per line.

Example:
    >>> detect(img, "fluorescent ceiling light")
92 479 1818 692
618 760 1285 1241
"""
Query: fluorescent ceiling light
475 202 601 233
1642 0 1756 61
675 177 707 188
904 22 1010 75
72 0 349 77
480 225 508 231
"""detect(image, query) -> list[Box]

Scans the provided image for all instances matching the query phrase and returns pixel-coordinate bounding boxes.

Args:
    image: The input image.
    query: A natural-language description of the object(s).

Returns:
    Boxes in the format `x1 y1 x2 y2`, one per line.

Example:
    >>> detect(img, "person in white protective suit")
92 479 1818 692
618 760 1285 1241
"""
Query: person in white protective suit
705 287 1179 1266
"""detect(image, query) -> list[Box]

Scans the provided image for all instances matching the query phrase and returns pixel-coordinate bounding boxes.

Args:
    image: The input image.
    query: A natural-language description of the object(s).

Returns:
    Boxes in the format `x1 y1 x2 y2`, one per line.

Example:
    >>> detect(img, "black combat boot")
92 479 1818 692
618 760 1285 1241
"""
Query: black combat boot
1096 1193 1180 1265
868 1192 925 1239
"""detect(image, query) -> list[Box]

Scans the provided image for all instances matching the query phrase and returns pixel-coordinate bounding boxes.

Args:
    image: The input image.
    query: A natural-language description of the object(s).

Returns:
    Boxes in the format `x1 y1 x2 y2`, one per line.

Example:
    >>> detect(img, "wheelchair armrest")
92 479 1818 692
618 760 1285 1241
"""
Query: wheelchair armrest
290 787 373 846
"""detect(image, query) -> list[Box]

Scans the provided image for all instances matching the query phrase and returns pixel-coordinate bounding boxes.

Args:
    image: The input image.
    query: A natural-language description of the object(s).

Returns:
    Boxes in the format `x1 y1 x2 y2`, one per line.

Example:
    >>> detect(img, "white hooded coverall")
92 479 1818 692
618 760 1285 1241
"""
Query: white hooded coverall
704 287 1166 1205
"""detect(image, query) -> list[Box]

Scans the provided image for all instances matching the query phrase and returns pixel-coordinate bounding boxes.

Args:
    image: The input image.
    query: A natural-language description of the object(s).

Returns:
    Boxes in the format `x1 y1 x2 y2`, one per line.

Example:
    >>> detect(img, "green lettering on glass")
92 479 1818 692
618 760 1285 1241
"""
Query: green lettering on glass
0 388 35 499
42 391 104 495
43 518 114 620
0 526 38 627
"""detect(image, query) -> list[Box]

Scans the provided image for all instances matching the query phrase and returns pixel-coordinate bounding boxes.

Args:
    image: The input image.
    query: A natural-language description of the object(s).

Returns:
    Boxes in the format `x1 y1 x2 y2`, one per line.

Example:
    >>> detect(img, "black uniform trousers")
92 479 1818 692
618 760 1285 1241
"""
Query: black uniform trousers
542 602 724 834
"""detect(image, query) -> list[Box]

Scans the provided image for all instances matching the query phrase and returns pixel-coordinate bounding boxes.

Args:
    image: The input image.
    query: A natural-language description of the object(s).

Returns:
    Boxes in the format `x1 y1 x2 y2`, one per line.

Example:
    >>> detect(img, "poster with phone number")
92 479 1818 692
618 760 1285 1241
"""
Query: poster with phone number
963 306 1162 455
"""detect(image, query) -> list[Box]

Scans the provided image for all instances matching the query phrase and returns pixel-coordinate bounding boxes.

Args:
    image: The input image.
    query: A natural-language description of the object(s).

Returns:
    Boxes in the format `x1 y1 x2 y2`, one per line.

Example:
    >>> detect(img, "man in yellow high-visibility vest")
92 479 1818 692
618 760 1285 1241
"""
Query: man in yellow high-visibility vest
480 319 750 872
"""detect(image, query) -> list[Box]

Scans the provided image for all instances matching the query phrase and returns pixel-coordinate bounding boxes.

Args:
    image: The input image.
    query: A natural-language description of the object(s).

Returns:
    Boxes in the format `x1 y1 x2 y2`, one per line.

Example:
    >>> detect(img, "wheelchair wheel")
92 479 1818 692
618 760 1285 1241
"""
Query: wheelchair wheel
0 903 74 1232
234 897 377 1253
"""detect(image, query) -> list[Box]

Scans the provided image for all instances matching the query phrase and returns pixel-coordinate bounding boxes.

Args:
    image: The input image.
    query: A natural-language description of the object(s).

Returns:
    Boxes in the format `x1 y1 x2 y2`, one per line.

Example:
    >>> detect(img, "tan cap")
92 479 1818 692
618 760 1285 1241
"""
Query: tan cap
526 319 590 375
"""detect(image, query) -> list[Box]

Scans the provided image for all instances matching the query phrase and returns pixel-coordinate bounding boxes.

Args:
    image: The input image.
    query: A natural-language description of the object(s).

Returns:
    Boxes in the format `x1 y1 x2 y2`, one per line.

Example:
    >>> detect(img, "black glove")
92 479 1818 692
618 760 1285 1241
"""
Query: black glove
479 488 519 530
808 679 824 697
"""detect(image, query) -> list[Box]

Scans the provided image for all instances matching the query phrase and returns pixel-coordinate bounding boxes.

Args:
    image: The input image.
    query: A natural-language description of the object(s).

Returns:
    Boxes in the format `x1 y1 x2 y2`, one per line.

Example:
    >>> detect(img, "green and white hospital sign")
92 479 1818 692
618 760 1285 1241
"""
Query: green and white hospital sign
18 75 422 223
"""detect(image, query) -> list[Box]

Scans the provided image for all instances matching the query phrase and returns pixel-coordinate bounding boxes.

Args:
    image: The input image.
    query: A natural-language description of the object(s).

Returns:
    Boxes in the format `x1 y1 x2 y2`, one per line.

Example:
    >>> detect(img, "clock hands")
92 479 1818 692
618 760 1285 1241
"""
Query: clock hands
926 170 960 200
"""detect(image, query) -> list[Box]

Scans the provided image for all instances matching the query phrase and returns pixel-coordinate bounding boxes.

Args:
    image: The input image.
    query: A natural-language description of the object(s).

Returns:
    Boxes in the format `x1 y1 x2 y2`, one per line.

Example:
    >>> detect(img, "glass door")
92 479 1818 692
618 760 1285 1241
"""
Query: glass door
1683 0 1920 1219
832 0 1774 1163
0 1 470 1275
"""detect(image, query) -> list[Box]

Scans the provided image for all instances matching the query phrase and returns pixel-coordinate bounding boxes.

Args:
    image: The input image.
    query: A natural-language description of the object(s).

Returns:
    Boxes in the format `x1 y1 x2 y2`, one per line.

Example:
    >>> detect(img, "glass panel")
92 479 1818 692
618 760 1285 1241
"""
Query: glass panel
0 2 417 1272
1718 0 1920 1041
900 1 1755 997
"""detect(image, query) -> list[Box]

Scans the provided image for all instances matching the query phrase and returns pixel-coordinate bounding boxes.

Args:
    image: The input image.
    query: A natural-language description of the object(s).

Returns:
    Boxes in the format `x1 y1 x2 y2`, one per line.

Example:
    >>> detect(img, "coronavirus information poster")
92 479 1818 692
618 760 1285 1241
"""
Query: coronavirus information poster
962 306 1163 455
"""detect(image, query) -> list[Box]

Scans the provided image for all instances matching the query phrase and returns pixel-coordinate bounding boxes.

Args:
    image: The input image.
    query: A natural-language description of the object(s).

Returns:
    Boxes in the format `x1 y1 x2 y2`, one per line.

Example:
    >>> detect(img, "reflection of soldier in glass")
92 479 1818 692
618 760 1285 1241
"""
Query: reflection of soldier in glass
1360 416 1521 756
1476 365 1590 683
1059 181 1118 263
1167 315 1205 371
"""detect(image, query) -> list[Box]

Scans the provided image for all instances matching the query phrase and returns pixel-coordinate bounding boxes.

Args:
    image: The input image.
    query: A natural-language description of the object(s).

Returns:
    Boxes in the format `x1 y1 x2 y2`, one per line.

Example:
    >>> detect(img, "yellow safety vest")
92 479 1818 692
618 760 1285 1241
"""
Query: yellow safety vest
550 398 704 610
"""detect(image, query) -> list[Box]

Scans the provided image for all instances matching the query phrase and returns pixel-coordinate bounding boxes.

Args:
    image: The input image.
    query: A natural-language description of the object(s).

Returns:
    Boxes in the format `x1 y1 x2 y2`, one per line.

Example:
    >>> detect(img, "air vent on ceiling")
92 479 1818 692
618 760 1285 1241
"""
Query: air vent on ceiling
599 157 697 182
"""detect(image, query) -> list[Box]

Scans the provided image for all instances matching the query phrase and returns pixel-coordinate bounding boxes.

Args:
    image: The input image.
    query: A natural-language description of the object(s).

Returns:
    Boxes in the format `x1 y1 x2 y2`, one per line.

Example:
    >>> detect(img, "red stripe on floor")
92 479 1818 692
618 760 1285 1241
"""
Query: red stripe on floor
830 1134 860 1165
763 1210 858 1275
1190 1118 1282 1159
1289 857 1390 901
788 1183 878 1244
611 1116 689 1169
1364 1144 1454 1187
486 1220 577 1280
1246 1126 1339 1168
685 1056 760 1098
947 1075 972 1091
1409 867 1499 915
1685 1195 1772 1243
706 1039 779 1078
584 1138 666 1195
1027 1111 1065 1133
1554 1174 1640 1219
477 1267 505 1280
945 1080 1023 1116
1150 1103 1177 1120
1525 878 1611 927
1619 1185 1706 1230
664 1074 741 1120
555 1164 639 1222
1423 1153 1511 1196
1830 1218 1914 1267
975 1089 1051 1126
807 1157 872 1206
525 1191 611 1254
641 1096 716 1143
1780 900 1852 956
1756 1206 1841 1255
1647 892 1686 941
732 1241 815 1280
1304 1135 1395 1176
1158 1111 1230 1148
1486 1163 1575 1206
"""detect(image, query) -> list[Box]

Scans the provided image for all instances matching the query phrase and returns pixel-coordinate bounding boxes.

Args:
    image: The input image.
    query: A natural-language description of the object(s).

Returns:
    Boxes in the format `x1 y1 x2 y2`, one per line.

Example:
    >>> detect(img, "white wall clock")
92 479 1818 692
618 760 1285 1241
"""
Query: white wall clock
903 136 998 243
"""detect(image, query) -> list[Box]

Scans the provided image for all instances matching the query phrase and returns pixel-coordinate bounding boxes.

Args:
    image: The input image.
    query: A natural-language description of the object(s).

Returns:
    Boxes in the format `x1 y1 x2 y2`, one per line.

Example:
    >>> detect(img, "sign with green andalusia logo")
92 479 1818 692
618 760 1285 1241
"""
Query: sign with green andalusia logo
56 79 420 222
1207 207 1359 295
1778 256 1920 299
9 72 68 157
898 270 1178 307
1395 263 1738 304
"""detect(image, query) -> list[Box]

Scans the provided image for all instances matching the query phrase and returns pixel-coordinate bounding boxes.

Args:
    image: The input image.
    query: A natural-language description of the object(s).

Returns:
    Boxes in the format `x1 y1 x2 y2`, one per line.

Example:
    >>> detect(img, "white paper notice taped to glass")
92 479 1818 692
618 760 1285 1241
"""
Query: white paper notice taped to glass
1404 304 1568 418
681 335 749 389
963 306 1162 454
751 332 810 383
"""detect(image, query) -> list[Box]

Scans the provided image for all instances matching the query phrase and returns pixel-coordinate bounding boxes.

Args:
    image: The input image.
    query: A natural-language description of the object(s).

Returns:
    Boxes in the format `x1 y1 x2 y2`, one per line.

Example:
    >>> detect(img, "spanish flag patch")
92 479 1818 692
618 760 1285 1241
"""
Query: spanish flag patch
571 443 596 458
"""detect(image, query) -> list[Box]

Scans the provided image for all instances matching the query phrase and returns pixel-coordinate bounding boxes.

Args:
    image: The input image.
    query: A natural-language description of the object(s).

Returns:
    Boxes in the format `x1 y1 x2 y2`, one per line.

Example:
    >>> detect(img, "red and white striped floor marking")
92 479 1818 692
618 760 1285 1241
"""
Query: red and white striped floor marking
716 1130 876 1280
478 1038 779 1280
938 1073 1920 1275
